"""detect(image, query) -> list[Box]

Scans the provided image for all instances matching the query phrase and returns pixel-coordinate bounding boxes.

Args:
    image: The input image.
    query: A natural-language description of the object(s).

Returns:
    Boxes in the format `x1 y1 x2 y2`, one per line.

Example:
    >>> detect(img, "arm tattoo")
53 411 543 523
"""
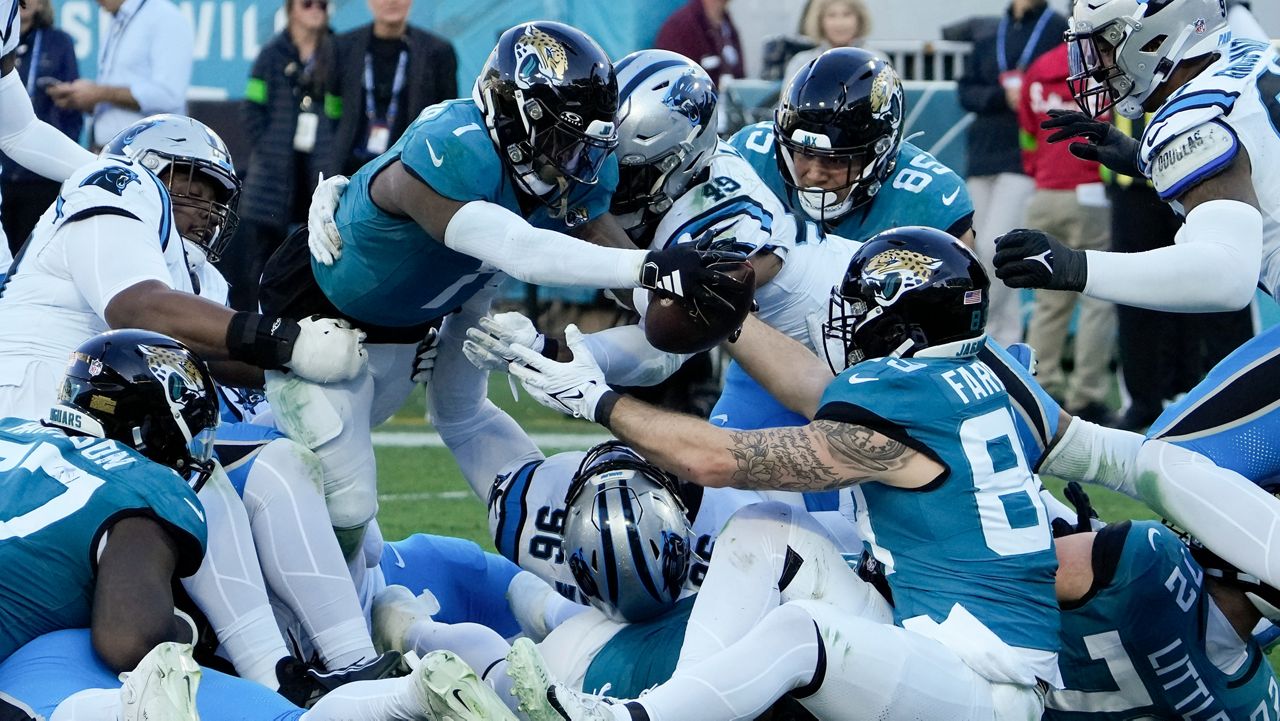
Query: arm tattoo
726 420 913 492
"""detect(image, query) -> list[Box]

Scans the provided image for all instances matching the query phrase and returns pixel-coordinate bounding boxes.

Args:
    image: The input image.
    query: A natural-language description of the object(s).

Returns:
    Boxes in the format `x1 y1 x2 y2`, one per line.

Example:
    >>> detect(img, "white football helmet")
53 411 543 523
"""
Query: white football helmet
1067 0 1231 119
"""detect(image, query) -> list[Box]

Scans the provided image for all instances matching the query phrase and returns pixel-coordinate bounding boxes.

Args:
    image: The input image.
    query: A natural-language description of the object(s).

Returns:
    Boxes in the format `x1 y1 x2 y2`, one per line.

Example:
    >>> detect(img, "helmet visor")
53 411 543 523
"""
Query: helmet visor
532 120 619 185
612 151 681 217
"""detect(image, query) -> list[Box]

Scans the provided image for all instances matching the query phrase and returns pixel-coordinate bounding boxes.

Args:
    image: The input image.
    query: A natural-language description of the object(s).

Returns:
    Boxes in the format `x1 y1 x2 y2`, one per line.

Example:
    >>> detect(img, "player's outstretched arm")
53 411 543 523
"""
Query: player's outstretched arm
995 143 1263 312
0 54 95 181
92 516 194 671
502 328 943 491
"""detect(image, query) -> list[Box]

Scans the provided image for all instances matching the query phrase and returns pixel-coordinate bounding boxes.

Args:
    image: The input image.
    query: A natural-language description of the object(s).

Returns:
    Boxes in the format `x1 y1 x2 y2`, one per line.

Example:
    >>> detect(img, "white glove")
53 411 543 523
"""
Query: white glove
462 312 545 372
285 316 368 383
308 174 350 266
411 328 439 384
507 325 611 421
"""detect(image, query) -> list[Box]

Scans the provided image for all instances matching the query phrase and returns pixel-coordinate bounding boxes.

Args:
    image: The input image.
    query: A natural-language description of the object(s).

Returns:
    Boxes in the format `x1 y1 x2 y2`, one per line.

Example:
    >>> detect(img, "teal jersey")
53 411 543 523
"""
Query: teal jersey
818 355 1059 654
315 99 619 327
726 122 974 241
1046 521 1280 720
0 418 207 661
582 595 695 698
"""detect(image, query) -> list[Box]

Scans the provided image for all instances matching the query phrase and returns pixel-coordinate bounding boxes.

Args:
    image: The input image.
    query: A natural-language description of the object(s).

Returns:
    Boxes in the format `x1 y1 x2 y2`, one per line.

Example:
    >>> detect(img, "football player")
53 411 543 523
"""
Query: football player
270 23 742 564
498 227 1059 720
1047 519 1279 719
0 329 214 720
991 0 1280 592
0 0 95 275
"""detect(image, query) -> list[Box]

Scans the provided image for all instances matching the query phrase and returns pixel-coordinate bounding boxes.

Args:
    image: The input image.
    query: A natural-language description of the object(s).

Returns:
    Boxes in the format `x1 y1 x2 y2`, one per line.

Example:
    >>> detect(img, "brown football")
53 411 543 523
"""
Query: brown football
643 262 756 354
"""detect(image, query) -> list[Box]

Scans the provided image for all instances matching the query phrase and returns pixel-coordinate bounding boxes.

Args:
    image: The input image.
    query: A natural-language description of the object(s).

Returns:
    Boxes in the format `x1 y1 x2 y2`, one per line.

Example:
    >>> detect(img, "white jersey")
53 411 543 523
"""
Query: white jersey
487 449 770 602
649 141 862 353
0 157 193 418
1138 39 1280 299
0 0 19 274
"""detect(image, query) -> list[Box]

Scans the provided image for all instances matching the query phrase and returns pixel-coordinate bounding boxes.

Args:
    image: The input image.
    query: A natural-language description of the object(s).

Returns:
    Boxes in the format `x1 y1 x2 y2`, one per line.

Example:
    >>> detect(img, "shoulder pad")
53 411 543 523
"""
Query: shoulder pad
57 159 168 238
655 152 790 253
1146 120 1239 202
1141 88 1239 169
399 104 502 202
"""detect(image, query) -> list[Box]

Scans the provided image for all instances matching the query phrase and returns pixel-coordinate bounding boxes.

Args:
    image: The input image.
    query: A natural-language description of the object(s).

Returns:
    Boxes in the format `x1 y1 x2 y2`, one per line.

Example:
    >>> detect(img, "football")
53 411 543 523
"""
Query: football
643 261 756 354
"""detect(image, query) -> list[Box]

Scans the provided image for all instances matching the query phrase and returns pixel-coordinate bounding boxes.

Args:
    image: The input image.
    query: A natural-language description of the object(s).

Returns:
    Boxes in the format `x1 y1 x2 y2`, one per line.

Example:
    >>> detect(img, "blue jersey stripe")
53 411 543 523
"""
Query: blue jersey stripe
618 59 687 102
663 197 774 249
495 460 542 563
1 0 18 44
143 170 172 250
1150 90 1240 129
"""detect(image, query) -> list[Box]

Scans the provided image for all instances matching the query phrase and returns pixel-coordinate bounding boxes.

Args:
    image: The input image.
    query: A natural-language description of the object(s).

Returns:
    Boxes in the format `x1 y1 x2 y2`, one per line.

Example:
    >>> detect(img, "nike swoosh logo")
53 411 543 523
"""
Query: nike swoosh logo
424 138 444 167
184 497 205 523
451 689 469 709
1148 527 1161 551
557 390 585 401
941 187 961 206
390 544 406 569
847 374 878 385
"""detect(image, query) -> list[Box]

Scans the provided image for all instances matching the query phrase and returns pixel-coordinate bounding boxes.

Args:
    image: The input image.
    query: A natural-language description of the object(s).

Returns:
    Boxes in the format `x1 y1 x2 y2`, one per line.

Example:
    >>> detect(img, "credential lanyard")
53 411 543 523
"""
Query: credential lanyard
23 29 42 97
997 7 1053 74
363 49 408 125
99 0 149 77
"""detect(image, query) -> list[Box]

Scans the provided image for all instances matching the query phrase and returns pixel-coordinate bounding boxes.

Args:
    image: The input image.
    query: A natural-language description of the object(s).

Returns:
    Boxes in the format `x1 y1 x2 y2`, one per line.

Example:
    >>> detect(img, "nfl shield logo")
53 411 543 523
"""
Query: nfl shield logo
88 359 103 376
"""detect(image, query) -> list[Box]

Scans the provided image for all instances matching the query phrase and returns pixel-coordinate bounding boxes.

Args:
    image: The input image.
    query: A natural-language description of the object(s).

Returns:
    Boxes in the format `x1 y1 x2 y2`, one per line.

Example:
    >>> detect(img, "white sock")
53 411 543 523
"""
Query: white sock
243 439 376 670
1140 439 1280 589
185 468 289 688
506 571 588 641
50 688 119 721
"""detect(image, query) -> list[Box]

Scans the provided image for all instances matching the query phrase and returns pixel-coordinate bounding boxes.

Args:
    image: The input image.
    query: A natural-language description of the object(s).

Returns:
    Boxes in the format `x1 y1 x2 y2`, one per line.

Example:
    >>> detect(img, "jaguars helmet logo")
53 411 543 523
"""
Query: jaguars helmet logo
513 25 569 88
862 249 942 306
138 344 207 409
868 66 903 123
79 166 140 197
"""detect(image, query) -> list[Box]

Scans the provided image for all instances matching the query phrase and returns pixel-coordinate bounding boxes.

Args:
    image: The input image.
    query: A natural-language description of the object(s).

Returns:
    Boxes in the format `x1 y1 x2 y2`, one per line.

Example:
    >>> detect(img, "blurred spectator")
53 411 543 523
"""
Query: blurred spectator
0 0 81 252
46 0 192 149
655 0 744 89
1017 43 1113 423
221 0 335 311
783 0 871 85
1105 116 1253 431
328 0 457 177
957 0 1065 346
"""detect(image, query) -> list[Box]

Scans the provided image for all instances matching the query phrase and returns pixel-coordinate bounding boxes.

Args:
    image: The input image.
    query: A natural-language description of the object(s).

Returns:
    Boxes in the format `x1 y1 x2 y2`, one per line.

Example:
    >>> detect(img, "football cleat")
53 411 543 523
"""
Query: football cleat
118 642 201 721
278 650 404 708
506 638 620 721
412 649 518 721
372 584 441 655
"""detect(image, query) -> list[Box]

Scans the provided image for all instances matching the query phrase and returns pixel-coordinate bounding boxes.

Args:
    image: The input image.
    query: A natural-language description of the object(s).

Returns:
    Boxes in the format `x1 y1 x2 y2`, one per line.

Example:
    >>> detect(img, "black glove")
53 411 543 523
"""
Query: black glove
1041 109 1143 178
640 240 751 320
993 229 1088 292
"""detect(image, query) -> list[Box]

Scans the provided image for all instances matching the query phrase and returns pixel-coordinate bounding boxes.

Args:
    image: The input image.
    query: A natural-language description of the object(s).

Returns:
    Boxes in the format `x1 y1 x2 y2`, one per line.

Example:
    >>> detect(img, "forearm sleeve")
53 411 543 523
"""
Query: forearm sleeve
1082 199 1262 311
443 201 647 288
0 71 94 181
583 324 689 387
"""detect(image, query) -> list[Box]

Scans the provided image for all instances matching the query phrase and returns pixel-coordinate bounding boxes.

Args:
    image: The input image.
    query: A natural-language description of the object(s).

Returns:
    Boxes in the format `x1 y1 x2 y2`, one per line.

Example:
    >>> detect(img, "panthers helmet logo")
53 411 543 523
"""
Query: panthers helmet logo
869 66 903 123
662 70 717 129
514 25 569 88
862 249 942 306
79 166 140 197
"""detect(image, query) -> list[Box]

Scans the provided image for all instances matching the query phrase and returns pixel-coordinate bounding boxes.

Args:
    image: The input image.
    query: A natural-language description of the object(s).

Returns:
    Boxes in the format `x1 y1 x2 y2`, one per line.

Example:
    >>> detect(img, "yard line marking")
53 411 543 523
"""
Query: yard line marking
377 490 476 502
372 431 612 449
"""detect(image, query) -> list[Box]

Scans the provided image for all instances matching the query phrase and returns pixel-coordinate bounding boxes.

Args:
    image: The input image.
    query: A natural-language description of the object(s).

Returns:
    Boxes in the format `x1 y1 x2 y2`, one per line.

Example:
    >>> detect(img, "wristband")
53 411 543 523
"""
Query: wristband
595 390 623 428
225 312 300 370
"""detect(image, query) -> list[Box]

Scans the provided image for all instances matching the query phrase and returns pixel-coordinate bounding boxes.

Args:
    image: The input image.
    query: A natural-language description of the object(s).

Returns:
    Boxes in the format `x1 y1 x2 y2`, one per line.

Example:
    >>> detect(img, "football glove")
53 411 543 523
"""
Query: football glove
993 229 1088 292
288 316 368 383
411 327 439 384
1041 109 1142 178
462 313 546 372
639 241 750 320
507 325 611 421
308 173 349 266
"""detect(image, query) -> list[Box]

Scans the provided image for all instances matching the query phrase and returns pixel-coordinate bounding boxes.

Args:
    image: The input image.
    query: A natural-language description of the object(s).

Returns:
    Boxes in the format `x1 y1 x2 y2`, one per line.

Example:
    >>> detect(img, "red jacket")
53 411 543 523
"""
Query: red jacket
655 0 745 89
1018 43 1104 190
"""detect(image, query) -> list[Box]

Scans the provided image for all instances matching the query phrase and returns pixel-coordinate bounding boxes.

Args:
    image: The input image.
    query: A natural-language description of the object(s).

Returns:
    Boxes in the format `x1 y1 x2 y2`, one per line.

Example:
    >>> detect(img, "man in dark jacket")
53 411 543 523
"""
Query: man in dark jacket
327 0 457 176
956 0 1065 347
655 0 744 90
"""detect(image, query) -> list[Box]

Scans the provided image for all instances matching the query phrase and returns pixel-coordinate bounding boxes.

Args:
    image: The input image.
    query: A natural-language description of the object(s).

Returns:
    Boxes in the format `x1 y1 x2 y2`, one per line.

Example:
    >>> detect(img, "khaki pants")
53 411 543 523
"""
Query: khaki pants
1023 189 1115 409
968 173 1037 346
